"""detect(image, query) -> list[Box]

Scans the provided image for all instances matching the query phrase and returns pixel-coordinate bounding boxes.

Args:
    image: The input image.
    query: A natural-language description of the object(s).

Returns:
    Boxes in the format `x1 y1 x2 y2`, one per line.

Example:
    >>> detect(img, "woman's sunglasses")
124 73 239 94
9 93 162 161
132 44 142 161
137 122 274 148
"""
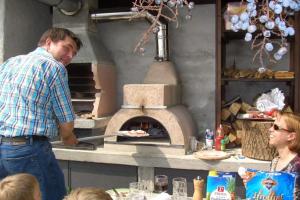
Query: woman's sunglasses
272 123 291 132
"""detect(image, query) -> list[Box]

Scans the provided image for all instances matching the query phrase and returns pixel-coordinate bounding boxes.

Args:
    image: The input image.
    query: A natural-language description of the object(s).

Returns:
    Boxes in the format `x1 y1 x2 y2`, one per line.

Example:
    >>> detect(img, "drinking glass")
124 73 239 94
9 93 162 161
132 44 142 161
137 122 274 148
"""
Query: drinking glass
129 182 144 200
172 177 187 199
154 175 168 193
140 180 154 199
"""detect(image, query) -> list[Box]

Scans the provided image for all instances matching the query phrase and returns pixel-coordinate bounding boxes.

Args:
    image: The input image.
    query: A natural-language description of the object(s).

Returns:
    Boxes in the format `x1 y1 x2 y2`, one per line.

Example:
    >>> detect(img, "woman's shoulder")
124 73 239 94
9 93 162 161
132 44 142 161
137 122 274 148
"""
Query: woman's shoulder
289 155 300 173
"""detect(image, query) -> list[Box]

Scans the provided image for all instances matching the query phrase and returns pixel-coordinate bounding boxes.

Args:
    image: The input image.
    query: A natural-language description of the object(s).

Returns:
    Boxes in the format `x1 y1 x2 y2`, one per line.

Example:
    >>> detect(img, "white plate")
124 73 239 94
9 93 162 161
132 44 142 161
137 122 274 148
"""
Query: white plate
194 150 231 160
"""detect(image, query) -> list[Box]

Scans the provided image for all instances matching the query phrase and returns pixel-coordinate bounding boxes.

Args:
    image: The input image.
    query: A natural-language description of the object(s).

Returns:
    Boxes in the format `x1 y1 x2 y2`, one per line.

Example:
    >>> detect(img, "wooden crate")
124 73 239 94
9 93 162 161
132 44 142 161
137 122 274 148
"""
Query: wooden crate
241 120 277 161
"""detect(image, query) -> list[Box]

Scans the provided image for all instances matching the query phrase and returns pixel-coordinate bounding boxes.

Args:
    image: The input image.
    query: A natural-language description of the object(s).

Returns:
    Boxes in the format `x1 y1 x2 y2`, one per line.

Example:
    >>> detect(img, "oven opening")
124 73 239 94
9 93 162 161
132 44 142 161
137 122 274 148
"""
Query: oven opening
117 116 170 144
66 63 100 118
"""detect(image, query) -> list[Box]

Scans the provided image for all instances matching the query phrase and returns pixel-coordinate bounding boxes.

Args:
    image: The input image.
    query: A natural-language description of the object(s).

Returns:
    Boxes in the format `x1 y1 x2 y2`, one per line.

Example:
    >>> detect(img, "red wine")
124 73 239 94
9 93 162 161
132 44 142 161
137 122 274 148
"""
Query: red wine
154 183 168 193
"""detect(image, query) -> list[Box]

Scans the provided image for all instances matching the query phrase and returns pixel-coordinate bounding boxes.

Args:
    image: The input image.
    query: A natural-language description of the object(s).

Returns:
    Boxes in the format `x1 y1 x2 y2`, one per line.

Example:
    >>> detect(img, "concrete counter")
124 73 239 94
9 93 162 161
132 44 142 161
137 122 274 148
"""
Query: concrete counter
53 147 271 197
53 147 270 172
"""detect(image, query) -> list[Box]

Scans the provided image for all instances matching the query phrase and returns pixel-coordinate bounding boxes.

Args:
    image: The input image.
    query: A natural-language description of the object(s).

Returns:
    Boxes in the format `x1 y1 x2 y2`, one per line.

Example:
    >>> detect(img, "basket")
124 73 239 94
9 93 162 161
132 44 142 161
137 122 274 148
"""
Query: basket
241 120 277 161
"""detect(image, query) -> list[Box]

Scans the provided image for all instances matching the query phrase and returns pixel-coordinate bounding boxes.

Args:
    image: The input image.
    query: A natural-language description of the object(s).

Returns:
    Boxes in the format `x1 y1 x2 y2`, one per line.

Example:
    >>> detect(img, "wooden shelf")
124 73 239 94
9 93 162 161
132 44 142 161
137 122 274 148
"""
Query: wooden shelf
222 30 295 41
215 0 300 126
221 78 294 82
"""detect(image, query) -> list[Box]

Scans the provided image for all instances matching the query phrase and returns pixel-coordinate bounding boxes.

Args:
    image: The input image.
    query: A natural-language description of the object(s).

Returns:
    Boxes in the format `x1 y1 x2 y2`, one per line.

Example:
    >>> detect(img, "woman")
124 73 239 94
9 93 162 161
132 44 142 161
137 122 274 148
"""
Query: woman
243 111 300 199
269 112 300 199
268 112 300 173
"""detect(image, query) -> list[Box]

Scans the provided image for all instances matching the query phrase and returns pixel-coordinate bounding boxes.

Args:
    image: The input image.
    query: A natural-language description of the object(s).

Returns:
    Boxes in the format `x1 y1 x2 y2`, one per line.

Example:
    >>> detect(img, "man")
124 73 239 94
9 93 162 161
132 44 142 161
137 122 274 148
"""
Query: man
0 27 82 200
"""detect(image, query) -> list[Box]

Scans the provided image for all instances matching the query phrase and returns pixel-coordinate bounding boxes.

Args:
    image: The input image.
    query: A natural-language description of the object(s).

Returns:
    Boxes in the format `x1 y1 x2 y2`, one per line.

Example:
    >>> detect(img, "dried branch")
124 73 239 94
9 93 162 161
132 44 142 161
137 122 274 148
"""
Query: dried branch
131 0 194 54
232 0 299 69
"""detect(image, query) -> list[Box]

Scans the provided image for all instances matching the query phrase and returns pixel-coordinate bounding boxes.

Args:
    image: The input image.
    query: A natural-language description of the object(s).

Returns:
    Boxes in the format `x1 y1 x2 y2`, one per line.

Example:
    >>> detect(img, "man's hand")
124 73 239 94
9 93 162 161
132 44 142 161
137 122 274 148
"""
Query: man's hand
62 133 78 145
59 121 78 145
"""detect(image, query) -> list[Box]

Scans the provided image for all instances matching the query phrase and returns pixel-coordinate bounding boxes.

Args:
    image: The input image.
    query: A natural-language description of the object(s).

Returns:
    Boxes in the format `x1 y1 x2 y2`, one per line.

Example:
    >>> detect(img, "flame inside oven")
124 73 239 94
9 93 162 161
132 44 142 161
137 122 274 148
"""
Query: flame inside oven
118 116 170 142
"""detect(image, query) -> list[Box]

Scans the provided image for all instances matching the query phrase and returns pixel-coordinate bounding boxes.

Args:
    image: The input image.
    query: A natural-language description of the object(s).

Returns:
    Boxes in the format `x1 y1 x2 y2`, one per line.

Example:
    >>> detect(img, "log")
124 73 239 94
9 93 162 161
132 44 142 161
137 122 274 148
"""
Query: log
228 133 237 143
234 120 244 130
241 102 251 113
241 120 277 161
222 122 232 135
221 108 231 121
229 102 241 116
235 130 243 145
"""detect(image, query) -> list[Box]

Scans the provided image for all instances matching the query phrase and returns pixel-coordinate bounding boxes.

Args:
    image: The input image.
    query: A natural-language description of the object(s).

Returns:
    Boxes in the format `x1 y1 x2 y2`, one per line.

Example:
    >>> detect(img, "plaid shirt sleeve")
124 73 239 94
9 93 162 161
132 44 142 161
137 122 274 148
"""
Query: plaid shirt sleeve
49 65 76 123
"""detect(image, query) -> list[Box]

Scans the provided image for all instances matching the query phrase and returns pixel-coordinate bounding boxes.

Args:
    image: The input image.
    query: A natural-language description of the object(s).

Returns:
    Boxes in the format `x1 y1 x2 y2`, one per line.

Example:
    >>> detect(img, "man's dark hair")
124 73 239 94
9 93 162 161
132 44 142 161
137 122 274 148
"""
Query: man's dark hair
38 27 83 50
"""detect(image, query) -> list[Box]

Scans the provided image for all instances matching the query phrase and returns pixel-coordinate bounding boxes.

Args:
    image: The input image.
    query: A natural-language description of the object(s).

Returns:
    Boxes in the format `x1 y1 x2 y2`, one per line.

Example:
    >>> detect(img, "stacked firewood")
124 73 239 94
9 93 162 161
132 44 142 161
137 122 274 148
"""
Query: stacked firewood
221 98 292 148
221 100 250 148
223 68 294 79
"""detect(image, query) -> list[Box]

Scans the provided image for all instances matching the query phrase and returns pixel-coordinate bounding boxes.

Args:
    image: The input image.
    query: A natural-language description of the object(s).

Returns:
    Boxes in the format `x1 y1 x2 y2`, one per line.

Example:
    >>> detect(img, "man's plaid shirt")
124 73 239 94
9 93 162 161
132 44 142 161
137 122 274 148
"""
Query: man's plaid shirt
0 47 75 138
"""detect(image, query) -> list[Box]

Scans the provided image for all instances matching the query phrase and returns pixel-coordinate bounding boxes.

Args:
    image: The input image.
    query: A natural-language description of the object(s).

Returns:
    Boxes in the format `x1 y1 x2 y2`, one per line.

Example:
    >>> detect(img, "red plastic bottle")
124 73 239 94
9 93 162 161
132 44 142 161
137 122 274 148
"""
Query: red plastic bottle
215 136 223 151
215 125 224 151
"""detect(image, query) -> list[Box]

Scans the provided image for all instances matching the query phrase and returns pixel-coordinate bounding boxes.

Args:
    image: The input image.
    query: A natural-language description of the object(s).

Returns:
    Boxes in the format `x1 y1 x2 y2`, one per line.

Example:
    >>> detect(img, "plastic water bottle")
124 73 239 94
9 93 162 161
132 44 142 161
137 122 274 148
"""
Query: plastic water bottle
205 129 214 150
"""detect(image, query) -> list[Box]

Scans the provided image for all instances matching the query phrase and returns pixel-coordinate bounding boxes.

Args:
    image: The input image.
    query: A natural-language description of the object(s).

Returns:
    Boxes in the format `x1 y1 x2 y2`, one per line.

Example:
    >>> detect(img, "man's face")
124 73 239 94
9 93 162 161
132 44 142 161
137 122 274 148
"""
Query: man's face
46 36 78 66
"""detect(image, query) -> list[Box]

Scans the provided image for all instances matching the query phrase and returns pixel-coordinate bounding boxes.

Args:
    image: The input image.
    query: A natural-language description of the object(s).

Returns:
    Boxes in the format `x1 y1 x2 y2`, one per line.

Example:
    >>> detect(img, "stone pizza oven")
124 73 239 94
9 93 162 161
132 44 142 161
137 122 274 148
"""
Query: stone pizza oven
104 61 197 155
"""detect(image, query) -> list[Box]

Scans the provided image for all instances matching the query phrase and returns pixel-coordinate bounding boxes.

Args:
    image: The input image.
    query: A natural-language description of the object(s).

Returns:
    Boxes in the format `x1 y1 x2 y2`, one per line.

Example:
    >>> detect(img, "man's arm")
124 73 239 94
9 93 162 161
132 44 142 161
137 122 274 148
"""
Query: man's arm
59 121 78 145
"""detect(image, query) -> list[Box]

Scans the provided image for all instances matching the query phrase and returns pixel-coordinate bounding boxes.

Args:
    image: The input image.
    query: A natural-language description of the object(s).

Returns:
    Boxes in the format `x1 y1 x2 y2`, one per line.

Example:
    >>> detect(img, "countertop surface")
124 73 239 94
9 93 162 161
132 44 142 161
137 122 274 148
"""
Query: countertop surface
53 146 271 172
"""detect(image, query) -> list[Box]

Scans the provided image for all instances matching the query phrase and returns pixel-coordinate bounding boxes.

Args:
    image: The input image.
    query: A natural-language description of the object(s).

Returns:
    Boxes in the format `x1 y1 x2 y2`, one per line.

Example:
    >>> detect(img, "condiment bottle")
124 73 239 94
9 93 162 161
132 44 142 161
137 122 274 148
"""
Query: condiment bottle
193 176 204 200
215 124 224 151
221 139 226 151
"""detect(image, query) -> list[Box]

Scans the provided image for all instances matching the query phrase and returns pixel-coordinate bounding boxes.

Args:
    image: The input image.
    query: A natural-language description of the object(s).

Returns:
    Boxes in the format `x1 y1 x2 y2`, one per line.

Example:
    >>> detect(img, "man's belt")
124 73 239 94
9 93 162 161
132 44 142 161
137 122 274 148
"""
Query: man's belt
0 135 48 144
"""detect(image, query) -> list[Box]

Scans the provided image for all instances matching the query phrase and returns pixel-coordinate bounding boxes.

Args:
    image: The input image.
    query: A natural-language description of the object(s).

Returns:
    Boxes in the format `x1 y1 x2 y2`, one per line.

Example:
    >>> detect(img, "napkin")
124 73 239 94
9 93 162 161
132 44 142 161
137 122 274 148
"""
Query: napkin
255 88 285 112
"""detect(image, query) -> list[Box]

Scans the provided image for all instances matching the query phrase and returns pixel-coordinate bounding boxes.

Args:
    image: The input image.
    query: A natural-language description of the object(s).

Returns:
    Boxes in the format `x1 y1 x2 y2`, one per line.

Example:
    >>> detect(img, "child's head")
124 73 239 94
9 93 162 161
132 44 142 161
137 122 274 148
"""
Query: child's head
63 187 113 200
0 173 41 200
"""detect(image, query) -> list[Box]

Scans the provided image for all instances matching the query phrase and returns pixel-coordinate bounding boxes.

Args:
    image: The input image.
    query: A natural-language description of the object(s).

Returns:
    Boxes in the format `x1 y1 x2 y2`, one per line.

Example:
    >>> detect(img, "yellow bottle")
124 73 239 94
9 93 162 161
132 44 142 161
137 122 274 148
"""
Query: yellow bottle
208 169 218 176
193 176 204 200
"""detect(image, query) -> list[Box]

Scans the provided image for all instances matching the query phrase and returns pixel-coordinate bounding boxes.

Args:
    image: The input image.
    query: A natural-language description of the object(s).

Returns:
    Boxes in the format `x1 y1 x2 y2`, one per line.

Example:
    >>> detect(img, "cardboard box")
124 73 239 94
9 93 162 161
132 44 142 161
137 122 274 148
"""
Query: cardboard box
245 170 296 200
206 171 236 200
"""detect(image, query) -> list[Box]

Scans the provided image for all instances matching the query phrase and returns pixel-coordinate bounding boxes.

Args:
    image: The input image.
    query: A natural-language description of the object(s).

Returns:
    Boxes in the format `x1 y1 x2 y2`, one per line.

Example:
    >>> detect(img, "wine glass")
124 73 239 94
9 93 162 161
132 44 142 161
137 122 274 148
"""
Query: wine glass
154 175 168 193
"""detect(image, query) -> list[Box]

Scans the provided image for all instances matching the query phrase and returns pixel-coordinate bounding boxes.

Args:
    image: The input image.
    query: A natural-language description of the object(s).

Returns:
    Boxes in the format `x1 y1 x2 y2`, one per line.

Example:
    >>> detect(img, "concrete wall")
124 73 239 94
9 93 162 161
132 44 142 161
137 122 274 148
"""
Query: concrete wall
96 5 216 136
0 2 290 136
0 0 5 63
0 0 51 62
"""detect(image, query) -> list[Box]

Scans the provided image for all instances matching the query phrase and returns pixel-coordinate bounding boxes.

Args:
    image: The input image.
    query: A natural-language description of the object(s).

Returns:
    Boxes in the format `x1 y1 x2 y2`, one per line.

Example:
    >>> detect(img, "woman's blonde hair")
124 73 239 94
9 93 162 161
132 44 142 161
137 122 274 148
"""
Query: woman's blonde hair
63 187 113 200
279 112 300 153
0 173 40 200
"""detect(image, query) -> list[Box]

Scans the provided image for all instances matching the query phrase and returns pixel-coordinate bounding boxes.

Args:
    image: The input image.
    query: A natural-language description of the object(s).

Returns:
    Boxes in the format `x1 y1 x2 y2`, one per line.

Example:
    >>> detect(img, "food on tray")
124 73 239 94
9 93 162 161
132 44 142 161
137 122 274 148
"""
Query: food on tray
237 113 273 120
194 150 230 160
118 130 149 137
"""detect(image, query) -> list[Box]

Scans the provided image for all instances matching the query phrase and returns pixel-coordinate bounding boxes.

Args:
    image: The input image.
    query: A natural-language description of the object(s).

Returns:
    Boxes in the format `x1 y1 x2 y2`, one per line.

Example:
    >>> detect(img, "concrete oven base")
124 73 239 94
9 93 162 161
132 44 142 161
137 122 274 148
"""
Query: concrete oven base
104 105 197 153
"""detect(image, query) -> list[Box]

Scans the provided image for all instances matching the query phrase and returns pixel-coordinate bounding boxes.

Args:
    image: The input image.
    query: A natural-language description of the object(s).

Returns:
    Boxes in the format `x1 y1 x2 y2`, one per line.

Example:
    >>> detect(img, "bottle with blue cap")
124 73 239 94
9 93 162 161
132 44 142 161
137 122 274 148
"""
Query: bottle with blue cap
205 129 214 150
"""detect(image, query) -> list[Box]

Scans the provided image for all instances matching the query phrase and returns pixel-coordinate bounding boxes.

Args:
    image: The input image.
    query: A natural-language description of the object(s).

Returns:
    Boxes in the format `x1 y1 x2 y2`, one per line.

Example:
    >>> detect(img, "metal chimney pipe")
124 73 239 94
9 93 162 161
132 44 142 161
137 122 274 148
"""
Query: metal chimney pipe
91 11 169 61
36 0 82 15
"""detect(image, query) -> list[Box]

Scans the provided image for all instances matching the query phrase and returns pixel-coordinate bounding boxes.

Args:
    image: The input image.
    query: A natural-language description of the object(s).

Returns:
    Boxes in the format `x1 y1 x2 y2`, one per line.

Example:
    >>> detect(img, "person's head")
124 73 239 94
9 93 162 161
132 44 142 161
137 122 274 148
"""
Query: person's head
63 187 113 200
38 27 83 66
269 111 300 153
0 173 41 200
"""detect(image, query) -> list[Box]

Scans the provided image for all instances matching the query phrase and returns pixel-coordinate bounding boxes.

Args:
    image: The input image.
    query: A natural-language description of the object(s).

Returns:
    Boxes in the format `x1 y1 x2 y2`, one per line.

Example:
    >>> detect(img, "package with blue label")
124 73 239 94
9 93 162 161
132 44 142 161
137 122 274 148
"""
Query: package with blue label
238 167 296 200
206 170 236 200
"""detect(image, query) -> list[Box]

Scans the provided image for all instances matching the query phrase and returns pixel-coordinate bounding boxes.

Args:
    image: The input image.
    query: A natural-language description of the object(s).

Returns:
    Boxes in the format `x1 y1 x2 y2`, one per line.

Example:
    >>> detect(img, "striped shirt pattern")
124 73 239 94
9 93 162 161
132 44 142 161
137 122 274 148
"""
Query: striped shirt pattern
0 47 75 138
